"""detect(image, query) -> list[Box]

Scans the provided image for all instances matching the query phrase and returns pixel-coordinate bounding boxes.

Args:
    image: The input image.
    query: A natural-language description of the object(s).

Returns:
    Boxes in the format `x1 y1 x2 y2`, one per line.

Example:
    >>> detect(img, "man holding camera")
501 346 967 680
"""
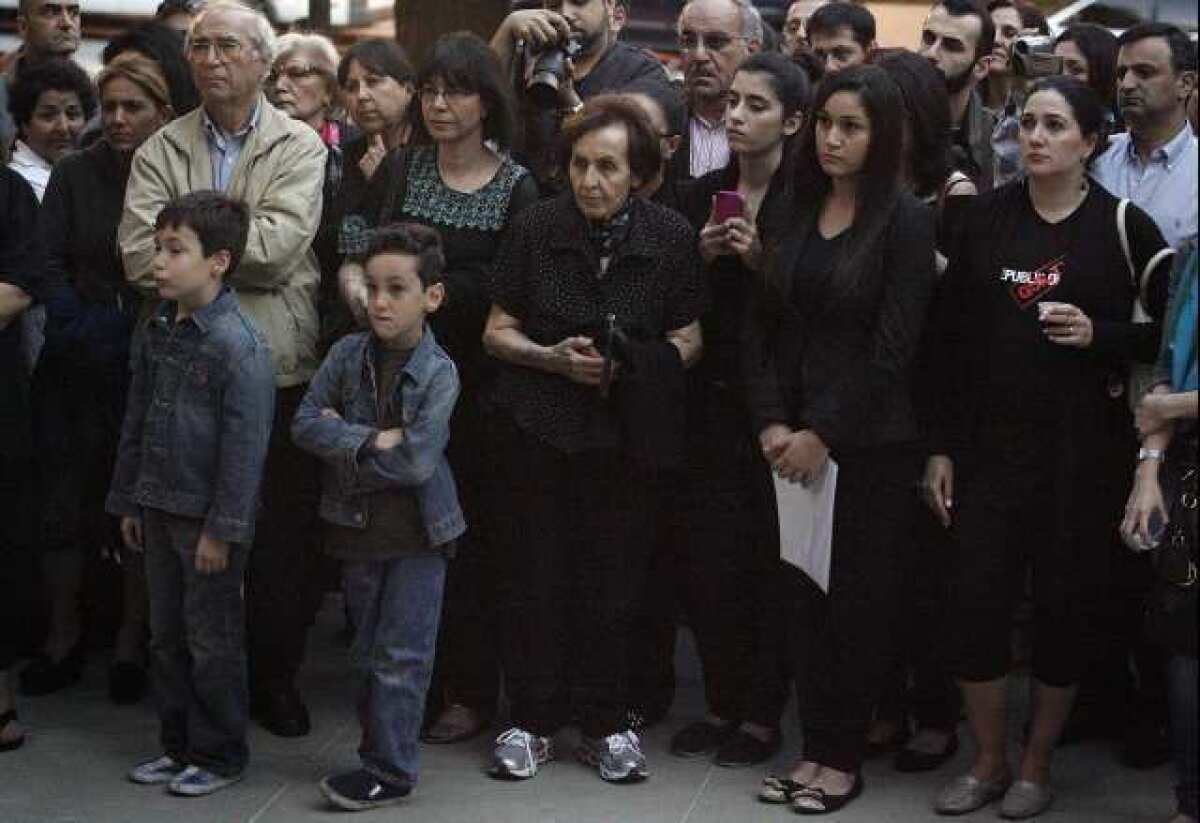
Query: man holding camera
490 0 670 190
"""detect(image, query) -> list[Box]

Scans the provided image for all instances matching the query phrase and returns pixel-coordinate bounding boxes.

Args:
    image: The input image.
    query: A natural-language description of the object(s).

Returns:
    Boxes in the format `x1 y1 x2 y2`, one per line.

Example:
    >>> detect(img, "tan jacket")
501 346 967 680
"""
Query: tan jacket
119 96 327 387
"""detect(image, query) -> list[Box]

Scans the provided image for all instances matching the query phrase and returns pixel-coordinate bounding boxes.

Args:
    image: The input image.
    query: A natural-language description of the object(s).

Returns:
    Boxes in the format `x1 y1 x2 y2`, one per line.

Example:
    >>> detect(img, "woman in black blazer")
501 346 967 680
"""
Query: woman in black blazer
743 65 936 814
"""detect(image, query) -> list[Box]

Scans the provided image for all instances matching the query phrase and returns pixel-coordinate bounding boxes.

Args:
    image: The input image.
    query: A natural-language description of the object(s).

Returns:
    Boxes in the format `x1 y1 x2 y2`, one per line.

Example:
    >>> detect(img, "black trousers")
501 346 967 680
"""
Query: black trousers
491 415 655 739
877 501 962 732
628 384 771 722
793 446 918 773
0 456 36 671
426 397 500 717
946 450 1116 687
246 385 324 697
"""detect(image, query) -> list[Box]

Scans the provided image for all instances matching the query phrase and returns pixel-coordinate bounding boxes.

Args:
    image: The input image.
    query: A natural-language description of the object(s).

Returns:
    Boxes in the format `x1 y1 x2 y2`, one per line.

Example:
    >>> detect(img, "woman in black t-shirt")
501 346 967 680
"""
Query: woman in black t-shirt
743 66 936 814
925 77 1173 819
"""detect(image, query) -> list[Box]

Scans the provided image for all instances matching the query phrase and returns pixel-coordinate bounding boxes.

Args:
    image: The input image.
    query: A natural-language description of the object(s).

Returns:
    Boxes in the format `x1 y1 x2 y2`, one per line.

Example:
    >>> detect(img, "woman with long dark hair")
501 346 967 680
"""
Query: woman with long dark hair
655 51 809 768
384 31 538 745
864 48 976 771
926 76 1173 819
1054 24 1120 127
744 64 936 814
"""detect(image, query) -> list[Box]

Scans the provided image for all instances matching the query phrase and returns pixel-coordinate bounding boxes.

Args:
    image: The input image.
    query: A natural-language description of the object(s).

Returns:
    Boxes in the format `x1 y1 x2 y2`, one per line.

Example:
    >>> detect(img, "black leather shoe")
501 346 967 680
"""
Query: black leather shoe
670 720 737 759
19 642 85 696
894 732 959 773
253 690 311 738
1121 722 1170 769
714 728 782 767
108 661 148 705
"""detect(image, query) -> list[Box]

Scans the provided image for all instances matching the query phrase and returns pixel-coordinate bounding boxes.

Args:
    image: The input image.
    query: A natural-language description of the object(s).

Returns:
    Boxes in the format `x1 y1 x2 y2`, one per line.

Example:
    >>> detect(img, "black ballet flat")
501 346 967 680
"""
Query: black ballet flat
0 710 26 752
19 641 85 696
791 774 864 815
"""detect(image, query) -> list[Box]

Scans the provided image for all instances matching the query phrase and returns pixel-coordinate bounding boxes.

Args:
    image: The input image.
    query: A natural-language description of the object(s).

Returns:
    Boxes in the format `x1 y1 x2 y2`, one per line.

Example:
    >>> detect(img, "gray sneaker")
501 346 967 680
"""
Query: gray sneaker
577 730 649 783
490 727 553 779
998 779 1054 819
128 754 187 785
933 771 1012 815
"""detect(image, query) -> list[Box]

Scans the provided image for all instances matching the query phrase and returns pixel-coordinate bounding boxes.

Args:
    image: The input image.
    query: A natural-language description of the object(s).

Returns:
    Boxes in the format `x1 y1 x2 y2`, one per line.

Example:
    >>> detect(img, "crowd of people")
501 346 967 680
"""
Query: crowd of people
0 0 1195 818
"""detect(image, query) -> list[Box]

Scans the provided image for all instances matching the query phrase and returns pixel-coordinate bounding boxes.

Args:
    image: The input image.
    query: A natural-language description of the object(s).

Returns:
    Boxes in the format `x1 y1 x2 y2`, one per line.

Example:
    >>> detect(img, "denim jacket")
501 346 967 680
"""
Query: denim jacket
106 287 276 544
291 327 465 549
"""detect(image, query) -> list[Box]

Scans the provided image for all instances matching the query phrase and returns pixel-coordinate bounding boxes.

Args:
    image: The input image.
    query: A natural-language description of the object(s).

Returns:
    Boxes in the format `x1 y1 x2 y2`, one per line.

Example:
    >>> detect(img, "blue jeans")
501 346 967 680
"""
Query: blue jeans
343 553 446 788
143 509 249 777
1169 654 1198 817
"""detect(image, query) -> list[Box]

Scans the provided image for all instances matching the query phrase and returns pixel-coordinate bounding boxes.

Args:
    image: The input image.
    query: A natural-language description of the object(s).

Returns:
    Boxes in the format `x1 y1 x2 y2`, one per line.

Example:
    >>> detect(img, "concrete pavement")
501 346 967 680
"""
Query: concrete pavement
0 596 1177 822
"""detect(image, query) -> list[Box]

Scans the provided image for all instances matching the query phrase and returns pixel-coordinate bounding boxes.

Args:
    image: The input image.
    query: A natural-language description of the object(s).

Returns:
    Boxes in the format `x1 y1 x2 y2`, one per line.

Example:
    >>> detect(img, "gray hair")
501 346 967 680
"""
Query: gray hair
274 32 339 75
187 0 277 65
677 0 765 45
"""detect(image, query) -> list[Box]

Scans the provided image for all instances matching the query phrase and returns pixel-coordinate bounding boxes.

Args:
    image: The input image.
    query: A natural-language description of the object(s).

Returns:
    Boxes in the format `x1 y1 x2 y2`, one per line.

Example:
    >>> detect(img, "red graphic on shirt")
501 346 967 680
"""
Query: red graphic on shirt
999 256 1064 308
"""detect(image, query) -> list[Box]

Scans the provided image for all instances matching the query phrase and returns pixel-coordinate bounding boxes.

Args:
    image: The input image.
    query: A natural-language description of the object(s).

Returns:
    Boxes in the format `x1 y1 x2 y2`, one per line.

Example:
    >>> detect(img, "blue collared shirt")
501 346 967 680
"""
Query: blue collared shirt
201 99 262 192
1092 123 1198 251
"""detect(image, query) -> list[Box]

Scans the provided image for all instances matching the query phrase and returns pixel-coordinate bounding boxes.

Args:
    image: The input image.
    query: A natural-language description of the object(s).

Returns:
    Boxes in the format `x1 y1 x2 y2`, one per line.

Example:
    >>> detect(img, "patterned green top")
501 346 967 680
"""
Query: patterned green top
402 146 531 233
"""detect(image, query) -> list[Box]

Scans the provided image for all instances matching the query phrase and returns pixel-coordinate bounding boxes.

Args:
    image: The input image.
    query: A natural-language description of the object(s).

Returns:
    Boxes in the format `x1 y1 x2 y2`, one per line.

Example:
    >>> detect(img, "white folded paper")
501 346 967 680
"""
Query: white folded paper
774 459 838 593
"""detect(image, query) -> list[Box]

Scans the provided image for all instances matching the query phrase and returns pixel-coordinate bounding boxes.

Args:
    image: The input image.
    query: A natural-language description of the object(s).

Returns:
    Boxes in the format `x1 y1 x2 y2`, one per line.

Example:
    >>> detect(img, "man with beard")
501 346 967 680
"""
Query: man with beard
670 0 763 181
1095 23 1197 251
1 0 84 158
490 0 670 190
917 0 997 191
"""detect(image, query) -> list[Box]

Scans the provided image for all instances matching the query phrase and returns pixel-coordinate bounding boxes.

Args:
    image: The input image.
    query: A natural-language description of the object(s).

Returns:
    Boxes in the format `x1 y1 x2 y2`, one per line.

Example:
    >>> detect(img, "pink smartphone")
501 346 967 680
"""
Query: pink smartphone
713 190 745 224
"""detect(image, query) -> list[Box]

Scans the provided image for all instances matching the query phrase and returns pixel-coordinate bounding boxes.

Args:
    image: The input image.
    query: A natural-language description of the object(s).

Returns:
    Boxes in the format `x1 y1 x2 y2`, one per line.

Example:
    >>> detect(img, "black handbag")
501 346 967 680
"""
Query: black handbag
1145 433 1198 657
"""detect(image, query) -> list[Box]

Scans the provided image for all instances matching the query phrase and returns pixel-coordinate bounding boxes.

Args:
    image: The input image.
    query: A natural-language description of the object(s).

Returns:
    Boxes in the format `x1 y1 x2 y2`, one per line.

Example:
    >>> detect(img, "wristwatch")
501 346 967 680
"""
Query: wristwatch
1137 447 1166 462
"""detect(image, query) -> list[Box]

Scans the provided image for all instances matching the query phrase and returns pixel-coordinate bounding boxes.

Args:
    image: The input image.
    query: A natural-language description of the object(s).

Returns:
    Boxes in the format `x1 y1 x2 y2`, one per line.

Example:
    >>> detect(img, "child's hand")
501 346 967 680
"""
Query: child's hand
120 516 144 552
374 428 404 450
320 407 342 420
195 533 230 575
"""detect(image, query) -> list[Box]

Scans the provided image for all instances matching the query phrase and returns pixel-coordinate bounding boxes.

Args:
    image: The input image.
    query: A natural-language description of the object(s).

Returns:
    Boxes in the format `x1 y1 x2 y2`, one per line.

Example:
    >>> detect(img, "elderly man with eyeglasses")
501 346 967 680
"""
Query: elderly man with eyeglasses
670 0 762 181
118 0 328 744
0 0 83 160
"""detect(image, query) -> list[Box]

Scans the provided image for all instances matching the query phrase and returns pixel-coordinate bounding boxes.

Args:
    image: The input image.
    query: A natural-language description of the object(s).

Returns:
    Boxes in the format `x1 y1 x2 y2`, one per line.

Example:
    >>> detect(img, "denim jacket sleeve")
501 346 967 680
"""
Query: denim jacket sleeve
357 357 460 489
105 323 151 519
291 338 377 483
203 343 277 544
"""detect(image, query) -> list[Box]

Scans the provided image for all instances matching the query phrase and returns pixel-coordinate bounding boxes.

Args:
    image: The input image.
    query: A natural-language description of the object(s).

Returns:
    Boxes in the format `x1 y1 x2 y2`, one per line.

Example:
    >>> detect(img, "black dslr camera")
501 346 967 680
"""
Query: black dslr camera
526 36 584 109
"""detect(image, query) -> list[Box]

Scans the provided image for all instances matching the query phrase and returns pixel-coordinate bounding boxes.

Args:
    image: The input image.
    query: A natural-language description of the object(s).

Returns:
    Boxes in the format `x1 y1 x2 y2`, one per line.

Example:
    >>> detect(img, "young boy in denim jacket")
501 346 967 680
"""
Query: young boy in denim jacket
107 192 276 796
292 223 465 811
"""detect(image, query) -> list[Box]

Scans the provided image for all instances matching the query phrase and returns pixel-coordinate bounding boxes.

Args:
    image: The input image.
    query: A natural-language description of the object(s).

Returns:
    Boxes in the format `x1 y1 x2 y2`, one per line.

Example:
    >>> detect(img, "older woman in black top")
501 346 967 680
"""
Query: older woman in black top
926 77 1172 819
22 54 173 703
483 95 706 785
743 65 936 814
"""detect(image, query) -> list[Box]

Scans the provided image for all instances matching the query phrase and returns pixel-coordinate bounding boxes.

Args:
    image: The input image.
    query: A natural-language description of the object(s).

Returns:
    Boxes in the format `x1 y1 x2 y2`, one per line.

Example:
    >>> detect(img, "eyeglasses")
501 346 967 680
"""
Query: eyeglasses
268 63 321 84
34 3 81 20
678 31 745 53
188 36 245 63
419 85 473 103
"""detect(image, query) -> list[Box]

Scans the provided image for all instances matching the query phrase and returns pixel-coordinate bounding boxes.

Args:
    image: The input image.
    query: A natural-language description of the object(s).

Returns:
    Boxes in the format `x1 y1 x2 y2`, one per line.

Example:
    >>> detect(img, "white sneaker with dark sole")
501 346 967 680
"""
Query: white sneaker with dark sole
128 755 187 785
167 765 243 796
490 727 553 779
577 730 649 783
